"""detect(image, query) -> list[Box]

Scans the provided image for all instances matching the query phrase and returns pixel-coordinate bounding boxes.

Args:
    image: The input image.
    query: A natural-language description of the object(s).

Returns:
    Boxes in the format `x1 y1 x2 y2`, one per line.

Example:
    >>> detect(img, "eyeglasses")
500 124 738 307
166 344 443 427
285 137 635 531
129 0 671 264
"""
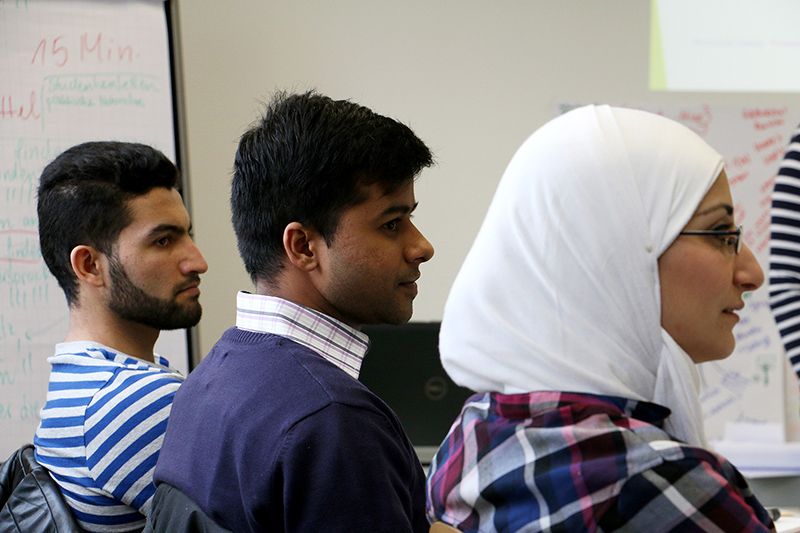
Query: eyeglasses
678 225 742 254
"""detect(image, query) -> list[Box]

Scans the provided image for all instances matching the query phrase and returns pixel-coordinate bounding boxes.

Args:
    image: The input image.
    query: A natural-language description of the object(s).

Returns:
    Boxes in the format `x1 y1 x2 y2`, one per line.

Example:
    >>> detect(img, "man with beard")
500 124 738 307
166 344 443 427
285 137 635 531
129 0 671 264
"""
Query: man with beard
151 92 434 532
33 141 208 533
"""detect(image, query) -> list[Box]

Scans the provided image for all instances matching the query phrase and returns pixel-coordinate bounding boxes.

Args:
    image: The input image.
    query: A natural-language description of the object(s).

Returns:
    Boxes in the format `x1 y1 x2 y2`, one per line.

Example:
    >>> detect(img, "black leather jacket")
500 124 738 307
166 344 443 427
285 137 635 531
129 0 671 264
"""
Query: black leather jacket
0 444 80 532
144 483 232 533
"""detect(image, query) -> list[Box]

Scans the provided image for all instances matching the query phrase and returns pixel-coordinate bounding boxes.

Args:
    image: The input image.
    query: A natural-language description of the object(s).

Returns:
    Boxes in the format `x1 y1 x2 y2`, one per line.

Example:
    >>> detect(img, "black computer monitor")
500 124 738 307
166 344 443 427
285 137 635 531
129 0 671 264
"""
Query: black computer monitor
359 322 475 464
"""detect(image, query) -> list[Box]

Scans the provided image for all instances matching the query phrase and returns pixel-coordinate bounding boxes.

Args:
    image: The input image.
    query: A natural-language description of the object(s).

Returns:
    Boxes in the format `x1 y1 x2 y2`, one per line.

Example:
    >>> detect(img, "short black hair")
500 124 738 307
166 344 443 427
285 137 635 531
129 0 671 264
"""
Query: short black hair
231 90 434 284
37 141 180 306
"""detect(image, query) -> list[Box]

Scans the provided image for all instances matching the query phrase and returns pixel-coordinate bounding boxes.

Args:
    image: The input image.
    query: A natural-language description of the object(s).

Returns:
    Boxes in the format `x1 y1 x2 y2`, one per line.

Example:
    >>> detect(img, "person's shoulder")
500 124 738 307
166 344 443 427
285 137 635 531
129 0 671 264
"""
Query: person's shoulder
626 434 742 483
198 327 370 400
88 361 182 416
191 327 305 368
549 394 707 473
172 330 366 423
103 357 183 385
181 328 293 385
187 328 327 379
604 440 772 532
290 349 388 410
604 422 755 507
280 351 396 433
504 394 702 480
539 400 738 493
49 341 184 398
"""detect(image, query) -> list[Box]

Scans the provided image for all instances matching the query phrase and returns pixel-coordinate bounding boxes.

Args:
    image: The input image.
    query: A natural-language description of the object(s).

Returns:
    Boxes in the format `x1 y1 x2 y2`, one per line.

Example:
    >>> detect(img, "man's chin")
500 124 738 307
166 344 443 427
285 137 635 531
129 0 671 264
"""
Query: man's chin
382 307 413 327
163 305 202 330
122 303 202 331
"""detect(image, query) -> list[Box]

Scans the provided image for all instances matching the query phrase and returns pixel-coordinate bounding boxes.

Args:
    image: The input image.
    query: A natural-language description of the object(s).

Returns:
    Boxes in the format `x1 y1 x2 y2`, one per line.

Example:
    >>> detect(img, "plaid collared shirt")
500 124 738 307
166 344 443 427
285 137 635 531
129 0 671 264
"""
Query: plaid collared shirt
426 391 775 533
235 292 369 379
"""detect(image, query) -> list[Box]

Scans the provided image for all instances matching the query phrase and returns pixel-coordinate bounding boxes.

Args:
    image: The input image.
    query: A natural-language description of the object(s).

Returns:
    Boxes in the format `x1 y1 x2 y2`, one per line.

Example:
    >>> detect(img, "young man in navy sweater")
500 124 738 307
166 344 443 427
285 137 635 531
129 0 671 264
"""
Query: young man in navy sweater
153 91 435 532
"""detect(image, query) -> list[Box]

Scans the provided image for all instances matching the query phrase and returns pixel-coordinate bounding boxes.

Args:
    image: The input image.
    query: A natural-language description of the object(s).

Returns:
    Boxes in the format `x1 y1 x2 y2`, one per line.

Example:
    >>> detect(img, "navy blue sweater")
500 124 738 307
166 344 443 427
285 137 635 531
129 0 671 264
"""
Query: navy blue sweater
154 327 428 533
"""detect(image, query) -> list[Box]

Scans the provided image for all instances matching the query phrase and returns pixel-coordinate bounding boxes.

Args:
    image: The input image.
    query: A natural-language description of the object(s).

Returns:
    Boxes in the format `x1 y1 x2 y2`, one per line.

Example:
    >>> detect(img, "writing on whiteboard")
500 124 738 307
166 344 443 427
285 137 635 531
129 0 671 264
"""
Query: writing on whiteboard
742 107 789 132
735 314 773 356
0 92 40 121
44 73 157 108
678 105 712 136
701 370 751 418
31 33 138 67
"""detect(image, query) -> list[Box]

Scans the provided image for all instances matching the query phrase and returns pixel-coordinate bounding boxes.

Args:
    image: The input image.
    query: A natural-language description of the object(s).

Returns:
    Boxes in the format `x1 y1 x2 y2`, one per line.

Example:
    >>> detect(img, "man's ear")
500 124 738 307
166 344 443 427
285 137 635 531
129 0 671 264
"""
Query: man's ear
283 222 324 272
69 245 108 288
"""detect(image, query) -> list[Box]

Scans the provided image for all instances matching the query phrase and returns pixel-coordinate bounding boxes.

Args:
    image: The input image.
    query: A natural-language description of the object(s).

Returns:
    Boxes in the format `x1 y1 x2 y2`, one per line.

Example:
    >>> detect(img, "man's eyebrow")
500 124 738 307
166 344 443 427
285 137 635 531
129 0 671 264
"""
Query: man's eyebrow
380 201 418 217
145 223 189 238
695 203 733 217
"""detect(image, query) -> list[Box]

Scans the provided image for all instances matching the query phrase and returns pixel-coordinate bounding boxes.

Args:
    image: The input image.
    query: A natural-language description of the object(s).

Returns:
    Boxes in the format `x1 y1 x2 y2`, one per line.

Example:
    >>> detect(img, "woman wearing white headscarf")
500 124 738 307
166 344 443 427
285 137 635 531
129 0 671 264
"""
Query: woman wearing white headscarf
426 105 771 532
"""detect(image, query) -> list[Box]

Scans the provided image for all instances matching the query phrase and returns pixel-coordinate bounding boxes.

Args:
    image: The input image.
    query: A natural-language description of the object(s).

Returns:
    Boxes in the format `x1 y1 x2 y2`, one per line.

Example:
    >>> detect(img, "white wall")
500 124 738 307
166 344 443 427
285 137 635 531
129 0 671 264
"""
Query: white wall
175 0 800 356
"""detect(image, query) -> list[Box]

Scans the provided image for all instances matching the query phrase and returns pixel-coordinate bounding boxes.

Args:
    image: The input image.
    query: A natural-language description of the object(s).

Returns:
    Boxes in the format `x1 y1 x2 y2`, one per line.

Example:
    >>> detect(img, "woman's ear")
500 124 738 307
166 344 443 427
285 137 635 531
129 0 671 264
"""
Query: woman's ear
69 245 108 288
282 222 323 272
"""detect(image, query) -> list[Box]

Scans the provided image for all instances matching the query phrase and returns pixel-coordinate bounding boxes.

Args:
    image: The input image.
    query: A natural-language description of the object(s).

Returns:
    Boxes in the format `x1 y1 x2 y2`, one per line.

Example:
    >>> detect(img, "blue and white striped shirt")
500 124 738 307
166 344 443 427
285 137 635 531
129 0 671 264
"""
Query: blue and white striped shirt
34 341 183 532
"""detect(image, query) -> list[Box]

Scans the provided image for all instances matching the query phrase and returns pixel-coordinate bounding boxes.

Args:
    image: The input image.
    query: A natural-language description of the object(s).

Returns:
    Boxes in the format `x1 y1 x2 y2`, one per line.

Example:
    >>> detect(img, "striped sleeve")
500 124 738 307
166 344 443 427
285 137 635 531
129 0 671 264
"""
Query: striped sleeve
85 368 180 515
770 123 800 379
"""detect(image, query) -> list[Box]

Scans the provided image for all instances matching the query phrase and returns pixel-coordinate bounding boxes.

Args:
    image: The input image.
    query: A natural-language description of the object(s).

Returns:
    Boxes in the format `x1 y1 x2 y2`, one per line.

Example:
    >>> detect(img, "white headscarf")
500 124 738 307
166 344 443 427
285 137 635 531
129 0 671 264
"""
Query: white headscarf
440 105 723 448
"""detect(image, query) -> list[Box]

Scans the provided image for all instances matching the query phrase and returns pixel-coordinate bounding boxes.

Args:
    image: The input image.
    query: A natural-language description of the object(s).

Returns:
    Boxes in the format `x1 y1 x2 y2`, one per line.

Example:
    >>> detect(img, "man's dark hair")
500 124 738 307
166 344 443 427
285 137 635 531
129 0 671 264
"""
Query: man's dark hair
231 90 434 284
37 141 180 306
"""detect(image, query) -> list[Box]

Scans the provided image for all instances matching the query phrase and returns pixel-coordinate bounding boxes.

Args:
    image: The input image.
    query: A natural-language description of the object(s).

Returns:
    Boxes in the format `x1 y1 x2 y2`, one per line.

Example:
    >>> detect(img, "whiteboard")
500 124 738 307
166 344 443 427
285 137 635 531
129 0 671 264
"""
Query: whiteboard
0 0 189 457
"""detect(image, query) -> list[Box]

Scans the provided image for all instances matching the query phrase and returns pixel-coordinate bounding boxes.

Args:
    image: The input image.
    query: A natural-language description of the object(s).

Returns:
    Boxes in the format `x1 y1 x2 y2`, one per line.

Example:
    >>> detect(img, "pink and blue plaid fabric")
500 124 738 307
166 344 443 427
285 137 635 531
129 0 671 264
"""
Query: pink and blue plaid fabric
426 391 775 533
235 292 369 379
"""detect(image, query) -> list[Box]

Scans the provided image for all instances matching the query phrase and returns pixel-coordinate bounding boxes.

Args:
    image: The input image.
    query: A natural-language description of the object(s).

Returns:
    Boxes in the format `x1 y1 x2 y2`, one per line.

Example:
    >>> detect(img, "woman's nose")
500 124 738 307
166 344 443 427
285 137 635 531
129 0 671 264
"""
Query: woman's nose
735 243 764 292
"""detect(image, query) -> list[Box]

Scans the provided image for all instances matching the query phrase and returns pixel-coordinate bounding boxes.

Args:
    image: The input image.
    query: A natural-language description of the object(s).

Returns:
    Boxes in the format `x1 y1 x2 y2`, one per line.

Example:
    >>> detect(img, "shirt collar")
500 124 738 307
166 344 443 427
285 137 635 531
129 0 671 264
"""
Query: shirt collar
53 341 175 372
235 292 369 379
